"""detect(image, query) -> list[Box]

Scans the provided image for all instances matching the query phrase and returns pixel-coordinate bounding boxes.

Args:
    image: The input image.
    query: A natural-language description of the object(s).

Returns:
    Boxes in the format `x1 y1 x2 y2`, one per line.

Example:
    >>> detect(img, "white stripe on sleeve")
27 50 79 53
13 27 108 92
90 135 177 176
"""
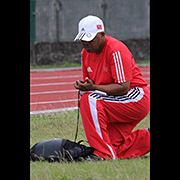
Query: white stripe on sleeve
117 51 126 82
113 51 126 83
113 52 120 83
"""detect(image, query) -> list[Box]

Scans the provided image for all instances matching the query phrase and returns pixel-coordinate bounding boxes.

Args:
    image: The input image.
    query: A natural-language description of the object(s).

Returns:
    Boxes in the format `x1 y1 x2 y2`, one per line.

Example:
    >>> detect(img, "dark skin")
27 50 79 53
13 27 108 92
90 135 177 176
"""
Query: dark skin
74 32 130 96
81 32 106 54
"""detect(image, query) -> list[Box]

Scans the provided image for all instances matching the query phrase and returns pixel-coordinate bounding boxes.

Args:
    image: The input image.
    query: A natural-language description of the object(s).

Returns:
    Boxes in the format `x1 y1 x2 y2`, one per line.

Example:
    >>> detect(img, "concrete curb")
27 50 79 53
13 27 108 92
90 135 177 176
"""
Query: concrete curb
30 107 78 117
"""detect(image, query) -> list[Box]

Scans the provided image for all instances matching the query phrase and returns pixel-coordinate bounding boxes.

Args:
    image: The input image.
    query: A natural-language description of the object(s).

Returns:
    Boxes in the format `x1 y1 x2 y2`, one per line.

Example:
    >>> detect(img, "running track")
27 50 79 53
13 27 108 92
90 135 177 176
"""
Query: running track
30 66 150 114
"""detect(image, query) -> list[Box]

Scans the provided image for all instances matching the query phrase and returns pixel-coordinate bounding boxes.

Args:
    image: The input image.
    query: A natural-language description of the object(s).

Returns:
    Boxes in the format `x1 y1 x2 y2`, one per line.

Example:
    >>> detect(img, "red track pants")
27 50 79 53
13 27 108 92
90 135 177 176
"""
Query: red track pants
80 86 150 160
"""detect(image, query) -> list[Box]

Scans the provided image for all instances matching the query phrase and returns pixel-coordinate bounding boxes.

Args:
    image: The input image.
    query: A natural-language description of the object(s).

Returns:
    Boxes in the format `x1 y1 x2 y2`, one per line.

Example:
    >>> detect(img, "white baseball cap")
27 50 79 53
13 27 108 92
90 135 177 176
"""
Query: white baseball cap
74 15 105 42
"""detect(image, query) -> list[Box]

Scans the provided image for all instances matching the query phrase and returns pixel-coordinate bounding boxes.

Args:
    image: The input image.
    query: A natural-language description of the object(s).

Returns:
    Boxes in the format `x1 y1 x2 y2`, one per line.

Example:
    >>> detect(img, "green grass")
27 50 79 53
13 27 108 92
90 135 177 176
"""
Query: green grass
136 60 150 65
30 111 150 180
30 62 81 69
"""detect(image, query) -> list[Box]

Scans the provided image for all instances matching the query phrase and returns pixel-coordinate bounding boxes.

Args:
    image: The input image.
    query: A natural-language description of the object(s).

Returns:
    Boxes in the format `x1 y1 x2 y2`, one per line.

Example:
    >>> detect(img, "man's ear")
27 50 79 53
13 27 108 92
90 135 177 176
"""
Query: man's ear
100 31 105 37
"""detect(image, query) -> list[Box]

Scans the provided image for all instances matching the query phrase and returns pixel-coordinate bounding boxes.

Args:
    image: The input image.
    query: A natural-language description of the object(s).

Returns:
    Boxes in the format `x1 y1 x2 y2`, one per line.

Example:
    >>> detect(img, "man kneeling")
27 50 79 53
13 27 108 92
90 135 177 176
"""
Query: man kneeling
74 15 150 160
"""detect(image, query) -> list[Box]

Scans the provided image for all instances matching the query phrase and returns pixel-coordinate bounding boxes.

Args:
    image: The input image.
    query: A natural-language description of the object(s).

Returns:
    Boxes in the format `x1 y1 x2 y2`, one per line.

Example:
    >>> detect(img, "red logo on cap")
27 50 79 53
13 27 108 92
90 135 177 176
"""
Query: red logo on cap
97 25 102 29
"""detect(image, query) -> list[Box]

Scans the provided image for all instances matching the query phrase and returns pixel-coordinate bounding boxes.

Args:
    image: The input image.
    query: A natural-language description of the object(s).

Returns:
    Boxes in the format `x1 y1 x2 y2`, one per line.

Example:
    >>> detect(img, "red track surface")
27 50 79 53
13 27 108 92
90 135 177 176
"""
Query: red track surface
30 66 150 113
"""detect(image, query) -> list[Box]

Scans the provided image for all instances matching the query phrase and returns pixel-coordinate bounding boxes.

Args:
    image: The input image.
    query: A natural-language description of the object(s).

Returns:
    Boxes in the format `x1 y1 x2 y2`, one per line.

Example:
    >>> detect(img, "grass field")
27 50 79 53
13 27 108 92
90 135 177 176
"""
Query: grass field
30 111 150 180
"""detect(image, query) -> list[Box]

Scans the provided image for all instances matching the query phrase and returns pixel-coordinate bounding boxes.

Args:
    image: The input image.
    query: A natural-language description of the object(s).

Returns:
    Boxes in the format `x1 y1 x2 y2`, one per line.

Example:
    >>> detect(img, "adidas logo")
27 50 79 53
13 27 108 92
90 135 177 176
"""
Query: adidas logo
81 28 85 31
87 66 93 72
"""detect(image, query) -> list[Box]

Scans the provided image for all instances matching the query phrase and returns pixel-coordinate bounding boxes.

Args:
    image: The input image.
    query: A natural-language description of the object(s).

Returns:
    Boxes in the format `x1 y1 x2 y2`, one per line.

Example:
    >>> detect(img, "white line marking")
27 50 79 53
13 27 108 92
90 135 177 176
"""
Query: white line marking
30 75 81 80
30 99 77 105
30 107 78 116
144 78 150 80
141 72 150 75
30 82 74 87
30 89 77 95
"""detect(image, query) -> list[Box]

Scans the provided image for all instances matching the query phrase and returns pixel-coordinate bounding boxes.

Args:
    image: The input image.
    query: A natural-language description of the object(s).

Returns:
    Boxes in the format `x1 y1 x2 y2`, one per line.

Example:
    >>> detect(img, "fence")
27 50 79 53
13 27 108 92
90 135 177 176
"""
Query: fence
30 0 150 42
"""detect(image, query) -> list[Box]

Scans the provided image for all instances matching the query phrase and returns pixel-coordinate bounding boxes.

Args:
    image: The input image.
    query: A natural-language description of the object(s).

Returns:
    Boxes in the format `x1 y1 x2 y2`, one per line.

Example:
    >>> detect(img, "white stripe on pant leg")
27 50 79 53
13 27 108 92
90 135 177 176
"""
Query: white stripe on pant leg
107 144 116 160
88 95 103 139
88 95 116 160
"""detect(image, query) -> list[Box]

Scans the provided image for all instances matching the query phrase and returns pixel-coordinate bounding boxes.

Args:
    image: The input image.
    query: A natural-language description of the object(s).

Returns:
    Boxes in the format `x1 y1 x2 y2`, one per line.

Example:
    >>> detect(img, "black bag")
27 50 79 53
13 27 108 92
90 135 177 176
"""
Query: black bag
30 138 94 162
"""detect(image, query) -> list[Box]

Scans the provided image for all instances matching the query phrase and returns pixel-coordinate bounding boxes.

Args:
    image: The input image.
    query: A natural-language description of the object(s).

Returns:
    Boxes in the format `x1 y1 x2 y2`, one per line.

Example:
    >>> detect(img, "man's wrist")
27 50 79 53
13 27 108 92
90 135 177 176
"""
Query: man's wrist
92 84 98 91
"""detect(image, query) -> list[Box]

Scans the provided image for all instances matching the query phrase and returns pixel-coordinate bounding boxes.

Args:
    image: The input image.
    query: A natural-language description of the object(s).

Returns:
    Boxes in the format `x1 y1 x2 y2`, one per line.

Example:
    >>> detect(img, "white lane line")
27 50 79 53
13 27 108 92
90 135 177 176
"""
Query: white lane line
31 78 149 87
30 73 148 80
30 82 74 87
142 72 150 74
30 89 77 95
30 75 81 80
30 107 78 116
30 99 77 105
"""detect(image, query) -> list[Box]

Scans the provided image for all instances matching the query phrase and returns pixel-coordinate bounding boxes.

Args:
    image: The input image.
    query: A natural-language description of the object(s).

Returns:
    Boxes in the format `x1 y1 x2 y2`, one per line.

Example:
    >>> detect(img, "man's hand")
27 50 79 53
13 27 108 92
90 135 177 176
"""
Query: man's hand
74 77 130 96
74 77 95 91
